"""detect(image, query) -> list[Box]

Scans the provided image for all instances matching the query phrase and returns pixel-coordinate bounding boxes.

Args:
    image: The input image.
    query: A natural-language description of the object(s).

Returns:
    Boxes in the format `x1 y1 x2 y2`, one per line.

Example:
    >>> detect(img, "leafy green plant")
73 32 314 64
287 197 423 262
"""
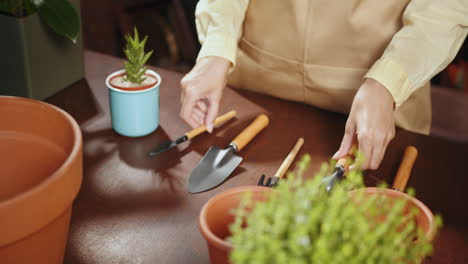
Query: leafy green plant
0 0 80 42
122 28 154 85
229 155 442 264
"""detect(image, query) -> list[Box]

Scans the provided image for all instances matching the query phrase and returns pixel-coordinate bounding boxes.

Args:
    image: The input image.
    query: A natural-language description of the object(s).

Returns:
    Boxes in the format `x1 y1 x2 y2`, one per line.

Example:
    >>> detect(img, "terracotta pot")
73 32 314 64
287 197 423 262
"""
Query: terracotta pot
349 187 436 242
0 96 82 264
199 186 271 264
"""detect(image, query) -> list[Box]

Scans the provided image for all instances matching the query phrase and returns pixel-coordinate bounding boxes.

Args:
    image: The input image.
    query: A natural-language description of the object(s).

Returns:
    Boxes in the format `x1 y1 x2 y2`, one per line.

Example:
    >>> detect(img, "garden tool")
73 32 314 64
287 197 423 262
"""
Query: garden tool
351 145 436 242
321 142 358 192
258 137 304 187
188 114 270 193
148 110 236 156
392 146 418 191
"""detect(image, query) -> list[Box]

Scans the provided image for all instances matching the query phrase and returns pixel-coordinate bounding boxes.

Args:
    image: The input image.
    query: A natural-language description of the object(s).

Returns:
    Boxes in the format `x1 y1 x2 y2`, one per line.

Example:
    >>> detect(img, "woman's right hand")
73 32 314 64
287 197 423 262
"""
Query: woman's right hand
180 56 231 132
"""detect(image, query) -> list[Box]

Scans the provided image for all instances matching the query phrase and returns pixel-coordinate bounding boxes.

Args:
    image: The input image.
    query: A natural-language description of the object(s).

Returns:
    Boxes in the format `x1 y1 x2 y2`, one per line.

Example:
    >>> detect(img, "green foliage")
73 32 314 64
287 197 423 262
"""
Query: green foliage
229 155 441 264
0 0 80 42
123 28 154 85
0 0 36 17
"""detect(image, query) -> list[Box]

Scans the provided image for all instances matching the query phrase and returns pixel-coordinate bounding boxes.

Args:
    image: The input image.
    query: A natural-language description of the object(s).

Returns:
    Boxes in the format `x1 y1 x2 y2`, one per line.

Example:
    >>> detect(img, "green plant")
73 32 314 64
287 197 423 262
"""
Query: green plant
229 155 442 264
0 0 80 42
122 27 154 85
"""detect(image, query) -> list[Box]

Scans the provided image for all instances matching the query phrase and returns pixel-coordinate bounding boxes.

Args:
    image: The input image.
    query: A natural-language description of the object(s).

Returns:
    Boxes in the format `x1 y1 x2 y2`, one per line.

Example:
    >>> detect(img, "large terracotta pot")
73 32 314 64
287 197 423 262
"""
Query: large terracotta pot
350 187 436 242
0 96 82 264
199 186 271 264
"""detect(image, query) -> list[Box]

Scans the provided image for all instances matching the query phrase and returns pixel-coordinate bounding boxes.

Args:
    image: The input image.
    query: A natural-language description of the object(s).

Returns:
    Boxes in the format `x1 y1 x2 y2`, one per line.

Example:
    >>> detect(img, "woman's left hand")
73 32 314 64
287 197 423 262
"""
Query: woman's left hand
333 78 396 170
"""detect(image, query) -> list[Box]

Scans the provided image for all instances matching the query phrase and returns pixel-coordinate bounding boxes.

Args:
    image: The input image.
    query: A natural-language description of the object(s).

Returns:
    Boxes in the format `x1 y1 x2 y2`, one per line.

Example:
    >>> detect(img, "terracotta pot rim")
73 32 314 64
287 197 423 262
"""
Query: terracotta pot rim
199 185 271 251
350 187 436 241
106 69 161 94
0 96 82 207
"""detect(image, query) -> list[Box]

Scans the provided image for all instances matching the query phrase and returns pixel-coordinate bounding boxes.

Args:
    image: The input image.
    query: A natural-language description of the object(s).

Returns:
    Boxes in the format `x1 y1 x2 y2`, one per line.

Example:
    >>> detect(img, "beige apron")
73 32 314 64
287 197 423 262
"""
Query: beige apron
228 0 431 135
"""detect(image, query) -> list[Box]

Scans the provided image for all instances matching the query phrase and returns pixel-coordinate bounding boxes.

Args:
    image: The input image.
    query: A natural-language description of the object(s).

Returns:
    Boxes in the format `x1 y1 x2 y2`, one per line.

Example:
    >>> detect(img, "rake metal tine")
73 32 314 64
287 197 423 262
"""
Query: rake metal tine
257 174 266 186
265 177 272 187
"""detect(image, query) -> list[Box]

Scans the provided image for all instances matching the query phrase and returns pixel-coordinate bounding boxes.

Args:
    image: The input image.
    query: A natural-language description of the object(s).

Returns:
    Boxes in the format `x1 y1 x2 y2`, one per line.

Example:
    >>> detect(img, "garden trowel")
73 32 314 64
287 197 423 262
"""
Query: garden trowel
148 110 236 156
321 142 358 192
188 114 270 193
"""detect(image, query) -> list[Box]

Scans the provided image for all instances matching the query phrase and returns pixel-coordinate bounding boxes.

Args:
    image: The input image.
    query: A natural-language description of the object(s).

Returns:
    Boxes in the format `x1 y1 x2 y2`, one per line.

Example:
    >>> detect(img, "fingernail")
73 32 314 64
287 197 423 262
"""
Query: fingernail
207 124 213 133
332 151 340 159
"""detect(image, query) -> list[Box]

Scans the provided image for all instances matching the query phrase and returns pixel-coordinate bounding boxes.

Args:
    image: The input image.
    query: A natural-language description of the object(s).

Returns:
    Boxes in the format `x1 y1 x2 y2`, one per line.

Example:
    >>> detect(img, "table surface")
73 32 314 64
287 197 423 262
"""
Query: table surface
47 51 468 264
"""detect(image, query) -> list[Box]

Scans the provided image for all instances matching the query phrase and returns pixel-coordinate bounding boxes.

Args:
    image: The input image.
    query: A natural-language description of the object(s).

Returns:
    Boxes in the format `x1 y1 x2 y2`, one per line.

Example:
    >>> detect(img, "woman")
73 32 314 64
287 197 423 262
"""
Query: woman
179 0 467 169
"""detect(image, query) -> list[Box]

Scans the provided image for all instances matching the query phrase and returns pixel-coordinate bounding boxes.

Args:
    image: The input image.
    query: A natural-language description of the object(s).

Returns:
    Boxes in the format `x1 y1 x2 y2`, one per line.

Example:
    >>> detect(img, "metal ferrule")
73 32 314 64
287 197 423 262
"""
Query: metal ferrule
335 165 346 179
175 135 188 144
228 142 239 153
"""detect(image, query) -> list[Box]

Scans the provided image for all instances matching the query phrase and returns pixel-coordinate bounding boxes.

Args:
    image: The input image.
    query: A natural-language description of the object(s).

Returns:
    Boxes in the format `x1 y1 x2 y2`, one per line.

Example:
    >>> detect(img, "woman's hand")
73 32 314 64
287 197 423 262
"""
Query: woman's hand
333 78 396 170
180 56 231 132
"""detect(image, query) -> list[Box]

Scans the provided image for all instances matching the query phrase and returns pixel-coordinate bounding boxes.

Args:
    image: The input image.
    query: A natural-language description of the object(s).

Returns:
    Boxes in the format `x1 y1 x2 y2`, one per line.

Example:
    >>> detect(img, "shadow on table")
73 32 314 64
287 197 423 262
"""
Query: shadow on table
117 115 236 167
46 79 104 125
75 127 184 210
78 113 249 205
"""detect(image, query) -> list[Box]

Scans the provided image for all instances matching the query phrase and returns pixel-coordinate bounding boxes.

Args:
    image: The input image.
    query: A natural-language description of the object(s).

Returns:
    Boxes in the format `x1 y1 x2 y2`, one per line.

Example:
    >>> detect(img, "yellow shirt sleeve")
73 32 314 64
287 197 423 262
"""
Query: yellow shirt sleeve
195 0 250 70
365 0 468 108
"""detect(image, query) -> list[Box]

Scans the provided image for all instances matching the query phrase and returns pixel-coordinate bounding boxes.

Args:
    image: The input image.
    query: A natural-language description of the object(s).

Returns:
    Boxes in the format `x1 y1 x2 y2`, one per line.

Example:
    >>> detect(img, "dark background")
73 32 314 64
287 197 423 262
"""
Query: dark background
81 0 199 73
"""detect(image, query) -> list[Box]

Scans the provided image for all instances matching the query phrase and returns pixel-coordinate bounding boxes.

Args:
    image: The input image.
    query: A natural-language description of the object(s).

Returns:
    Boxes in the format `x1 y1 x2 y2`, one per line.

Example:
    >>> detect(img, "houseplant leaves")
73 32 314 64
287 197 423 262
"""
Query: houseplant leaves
36 0 80 43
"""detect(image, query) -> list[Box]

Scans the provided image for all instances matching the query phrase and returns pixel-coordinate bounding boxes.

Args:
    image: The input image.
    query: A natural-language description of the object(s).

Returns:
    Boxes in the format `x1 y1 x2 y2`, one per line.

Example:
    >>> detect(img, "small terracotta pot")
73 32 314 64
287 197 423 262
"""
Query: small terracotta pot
200 185 435 264
349 187 436 242
199 186 271 264
0 96 82 264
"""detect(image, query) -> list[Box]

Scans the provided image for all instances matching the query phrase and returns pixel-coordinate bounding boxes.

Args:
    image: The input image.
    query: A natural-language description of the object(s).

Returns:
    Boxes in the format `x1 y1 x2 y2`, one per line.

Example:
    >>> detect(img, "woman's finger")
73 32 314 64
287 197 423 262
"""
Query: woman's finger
333 121 356 159
370 131 394 170
205 95 220 133
368 133 387 170
357 131 373 170
192 106 206 124
180 88 198 128
196 100 209 113
191 112 204 128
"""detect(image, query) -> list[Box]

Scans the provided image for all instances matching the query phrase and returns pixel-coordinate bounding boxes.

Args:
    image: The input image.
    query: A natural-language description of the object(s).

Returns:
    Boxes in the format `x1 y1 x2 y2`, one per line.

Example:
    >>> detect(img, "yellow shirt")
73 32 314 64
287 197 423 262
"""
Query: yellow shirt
195 0 468 110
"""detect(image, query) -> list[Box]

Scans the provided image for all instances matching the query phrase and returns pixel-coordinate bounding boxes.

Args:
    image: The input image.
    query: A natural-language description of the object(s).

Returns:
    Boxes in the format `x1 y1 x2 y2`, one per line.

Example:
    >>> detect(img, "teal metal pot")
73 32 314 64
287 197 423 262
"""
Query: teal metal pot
105 69 161 137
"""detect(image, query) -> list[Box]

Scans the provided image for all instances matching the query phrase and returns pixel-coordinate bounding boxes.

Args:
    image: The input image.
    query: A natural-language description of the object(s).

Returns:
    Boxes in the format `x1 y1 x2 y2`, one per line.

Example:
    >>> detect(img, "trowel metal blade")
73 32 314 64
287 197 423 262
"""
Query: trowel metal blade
188 146 242 193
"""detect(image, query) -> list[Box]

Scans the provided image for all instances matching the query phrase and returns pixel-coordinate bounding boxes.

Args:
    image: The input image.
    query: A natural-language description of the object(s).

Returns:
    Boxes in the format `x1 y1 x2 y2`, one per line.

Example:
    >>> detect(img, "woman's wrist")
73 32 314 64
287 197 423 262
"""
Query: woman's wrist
362 78 396 110
198 56 231 76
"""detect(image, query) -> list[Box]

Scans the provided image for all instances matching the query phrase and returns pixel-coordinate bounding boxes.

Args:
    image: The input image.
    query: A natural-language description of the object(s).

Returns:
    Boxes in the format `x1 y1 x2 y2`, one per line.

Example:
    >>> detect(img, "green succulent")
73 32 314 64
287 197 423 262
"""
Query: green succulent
123 27 154 85
229 155 442 264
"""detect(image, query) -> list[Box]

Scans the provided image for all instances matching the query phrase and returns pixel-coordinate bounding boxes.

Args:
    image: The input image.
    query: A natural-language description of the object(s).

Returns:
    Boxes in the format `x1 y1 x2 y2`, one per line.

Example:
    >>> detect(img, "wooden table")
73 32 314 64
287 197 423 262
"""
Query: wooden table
47 51 467 264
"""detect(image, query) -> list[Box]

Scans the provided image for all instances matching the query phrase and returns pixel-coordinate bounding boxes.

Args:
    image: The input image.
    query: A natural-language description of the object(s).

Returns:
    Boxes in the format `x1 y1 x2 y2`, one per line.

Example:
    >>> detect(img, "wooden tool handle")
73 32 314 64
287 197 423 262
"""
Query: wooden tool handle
185 110 237 139
392 146 418 192
336 142 358 169
274 137 304 179
231 114 269 152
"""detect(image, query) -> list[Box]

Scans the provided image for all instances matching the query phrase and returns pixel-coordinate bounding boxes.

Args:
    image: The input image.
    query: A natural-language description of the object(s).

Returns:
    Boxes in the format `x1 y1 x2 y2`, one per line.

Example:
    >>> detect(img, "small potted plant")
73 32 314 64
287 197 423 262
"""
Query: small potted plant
199 155 441 264
0 0 83 100
105 27 161 137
